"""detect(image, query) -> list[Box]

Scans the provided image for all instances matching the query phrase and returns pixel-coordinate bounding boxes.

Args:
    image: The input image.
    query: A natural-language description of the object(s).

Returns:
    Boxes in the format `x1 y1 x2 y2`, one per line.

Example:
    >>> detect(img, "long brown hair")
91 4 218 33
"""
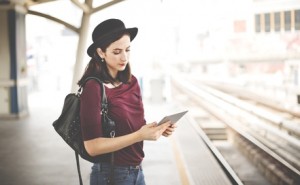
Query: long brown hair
78 32 132 86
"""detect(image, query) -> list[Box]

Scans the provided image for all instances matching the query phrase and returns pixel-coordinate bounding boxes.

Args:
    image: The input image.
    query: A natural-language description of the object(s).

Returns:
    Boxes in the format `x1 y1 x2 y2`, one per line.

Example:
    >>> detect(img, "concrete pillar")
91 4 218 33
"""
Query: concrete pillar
0 2 28 118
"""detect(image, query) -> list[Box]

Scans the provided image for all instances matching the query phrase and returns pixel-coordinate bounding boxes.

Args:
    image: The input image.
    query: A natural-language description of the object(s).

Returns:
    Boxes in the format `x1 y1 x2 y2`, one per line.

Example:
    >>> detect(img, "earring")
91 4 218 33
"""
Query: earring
96 54 104 63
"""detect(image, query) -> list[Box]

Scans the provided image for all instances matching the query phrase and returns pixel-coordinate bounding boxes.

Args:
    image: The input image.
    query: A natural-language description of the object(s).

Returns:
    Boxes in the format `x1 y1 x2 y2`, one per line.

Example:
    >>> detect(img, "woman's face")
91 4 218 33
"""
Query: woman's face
97 34 131 79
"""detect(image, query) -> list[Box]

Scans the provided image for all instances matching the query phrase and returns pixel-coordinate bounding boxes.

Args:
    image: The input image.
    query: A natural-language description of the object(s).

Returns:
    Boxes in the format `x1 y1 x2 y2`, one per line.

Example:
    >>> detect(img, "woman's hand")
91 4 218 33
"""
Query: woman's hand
138 121 171 141
162 124 177 137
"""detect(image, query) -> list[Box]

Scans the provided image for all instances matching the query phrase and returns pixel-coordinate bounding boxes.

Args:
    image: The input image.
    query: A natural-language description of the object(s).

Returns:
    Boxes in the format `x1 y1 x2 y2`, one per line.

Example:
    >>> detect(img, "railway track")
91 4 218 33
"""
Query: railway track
171 75 300 185
200 80 300 138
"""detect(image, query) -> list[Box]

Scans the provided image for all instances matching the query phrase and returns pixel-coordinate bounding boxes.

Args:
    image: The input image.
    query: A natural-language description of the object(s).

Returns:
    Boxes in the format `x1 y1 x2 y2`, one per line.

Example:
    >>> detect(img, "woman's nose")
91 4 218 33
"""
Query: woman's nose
121 51 127 61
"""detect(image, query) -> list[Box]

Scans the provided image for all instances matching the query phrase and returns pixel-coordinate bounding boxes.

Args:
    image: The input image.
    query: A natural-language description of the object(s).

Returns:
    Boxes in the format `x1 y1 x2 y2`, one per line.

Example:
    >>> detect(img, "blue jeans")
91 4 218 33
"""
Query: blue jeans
90 163 146 185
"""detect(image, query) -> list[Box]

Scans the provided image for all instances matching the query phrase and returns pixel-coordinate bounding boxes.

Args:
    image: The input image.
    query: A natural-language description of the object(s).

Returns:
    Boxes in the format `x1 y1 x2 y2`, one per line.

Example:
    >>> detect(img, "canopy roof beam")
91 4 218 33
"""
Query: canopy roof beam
27 10 79 33
92 0 125 14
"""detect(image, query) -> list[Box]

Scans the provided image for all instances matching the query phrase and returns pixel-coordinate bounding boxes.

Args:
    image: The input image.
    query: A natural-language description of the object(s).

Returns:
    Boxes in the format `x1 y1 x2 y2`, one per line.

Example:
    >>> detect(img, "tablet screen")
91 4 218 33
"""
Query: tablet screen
158 110 188 125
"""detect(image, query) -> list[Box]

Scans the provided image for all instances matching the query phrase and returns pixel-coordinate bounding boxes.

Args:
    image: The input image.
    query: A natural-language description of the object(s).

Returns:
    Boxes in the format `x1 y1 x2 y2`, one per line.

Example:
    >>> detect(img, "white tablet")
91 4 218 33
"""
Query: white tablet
157 110 188 125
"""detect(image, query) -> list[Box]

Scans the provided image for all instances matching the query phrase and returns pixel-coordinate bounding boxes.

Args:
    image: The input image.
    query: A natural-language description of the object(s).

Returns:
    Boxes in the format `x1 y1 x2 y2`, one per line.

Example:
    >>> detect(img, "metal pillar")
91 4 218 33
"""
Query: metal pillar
0 2 28 118
71 0 92 92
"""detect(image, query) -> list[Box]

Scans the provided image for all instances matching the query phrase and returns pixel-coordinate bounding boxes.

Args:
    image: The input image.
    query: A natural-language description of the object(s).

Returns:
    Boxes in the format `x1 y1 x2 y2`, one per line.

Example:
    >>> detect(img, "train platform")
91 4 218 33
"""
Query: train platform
0 90 232 185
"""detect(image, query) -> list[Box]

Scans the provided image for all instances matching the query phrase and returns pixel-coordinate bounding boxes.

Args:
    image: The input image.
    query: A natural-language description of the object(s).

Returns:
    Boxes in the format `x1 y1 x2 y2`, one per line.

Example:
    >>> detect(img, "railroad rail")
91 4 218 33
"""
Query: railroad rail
200 80 300 138
171 75 300 185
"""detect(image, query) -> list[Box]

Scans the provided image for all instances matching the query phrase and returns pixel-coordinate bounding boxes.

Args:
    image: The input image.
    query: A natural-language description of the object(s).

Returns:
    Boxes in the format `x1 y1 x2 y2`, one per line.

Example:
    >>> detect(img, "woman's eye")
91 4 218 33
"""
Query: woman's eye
113 50 130 54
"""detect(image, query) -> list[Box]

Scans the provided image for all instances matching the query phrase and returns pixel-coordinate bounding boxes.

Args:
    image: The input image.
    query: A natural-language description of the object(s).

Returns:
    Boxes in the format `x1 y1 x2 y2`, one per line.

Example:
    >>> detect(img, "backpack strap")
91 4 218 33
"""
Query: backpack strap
75 77 115 185
75 152 83 185
75 77 101 185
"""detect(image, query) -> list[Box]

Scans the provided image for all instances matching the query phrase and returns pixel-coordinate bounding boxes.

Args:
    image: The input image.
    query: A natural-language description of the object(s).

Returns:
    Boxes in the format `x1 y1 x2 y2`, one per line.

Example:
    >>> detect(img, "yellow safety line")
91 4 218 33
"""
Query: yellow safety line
170 136 191 185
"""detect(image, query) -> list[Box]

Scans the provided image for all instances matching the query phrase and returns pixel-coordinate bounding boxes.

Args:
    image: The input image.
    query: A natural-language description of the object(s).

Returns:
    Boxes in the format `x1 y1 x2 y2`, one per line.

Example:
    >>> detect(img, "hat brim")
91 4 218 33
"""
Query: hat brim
87 27 138 57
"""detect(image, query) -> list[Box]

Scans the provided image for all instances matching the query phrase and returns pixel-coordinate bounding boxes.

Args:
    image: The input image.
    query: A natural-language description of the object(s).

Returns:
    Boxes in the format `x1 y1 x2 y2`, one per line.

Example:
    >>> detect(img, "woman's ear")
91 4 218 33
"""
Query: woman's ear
96 48 105 58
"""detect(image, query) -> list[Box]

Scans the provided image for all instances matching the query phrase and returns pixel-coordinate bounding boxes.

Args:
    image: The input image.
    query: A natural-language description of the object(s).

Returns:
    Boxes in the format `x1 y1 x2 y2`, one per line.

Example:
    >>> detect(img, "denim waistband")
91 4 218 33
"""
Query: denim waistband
95 162 142 170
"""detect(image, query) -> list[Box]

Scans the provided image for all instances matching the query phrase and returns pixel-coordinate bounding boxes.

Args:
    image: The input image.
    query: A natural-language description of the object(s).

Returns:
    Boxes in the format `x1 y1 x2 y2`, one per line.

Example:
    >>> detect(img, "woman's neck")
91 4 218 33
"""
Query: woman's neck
104 81 122 89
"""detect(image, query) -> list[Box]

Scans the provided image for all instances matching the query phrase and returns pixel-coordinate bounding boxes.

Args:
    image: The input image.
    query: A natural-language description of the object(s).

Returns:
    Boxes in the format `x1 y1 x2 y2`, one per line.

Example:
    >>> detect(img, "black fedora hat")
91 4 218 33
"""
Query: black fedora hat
87 19 138 57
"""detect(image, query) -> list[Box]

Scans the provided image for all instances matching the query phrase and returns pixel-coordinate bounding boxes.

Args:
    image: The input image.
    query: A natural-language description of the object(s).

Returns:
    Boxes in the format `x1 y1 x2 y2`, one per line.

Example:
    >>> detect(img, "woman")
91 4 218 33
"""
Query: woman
78 19 176 185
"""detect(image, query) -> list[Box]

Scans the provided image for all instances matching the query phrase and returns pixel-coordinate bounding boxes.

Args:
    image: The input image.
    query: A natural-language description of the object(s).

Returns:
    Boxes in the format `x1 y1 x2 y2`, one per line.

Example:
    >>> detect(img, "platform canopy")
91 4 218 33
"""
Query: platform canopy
23 0 124 33
0 0 127 118
14 0 126 91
